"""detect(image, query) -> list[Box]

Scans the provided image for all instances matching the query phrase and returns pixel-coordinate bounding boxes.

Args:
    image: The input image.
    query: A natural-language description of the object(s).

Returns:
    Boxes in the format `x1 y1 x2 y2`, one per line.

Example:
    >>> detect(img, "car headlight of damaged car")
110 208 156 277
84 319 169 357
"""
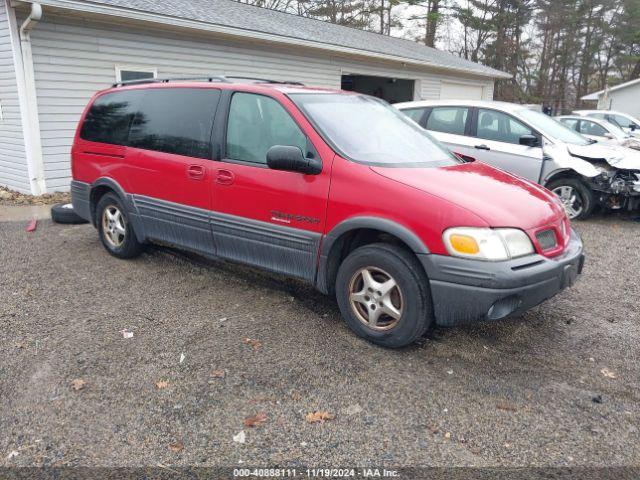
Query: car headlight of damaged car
443 227 535 261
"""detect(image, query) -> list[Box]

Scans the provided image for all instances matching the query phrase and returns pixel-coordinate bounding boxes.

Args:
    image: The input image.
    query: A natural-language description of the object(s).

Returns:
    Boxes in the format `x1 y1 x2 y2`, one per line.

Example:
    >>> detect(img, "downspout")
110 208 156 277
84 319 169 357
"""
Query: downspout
18 3 46 195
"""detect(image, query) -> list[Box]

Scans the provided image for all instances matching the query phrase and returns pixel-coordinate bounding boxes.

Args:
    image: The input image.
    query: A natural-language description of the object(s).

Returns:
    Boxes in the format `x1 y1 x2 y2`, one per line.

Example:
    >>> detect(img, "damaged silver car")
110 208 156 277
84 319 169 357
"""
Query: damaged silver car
394 100 640 219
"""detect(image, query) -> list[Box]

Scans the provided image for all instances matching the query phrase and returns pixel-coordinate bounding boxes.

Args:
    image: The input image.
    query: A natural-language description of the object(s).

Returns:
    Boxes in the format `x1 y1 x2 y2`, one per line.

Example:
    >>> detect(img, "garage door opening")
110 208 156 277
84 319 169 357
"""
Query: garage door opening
341 74 415 103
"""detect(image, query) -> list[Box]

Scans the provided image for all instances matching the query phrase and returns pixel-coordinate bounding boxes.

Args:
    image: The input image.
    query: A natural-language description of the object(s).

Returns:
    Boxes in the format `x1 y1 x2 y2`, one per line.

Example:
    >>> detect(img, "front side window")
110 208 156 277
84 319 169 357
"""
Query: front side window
80 90 143 145
426 107 468 135
477 109 533 144
128 88 220 159
610 114 639 129
290 93 459 167
226 93 307 164
579 120 607 137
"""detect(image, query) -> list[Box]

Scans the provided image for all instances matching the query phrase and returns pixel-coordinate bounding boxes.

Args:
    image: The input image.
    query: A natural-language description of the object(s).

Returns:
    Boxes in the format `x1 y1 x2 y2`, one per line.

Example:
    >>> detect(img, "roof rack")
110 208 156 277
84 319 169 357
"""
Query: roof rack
225 76 305 86
112 75 305 88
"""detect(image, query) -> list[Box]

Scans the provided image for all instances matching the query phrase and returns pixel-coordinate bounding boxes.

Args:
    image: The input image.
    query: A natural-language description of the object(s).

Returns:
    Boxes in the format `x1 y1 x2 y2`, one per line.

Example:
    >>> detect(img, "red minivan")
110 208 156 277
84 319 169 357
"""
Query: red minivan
70 77 584 347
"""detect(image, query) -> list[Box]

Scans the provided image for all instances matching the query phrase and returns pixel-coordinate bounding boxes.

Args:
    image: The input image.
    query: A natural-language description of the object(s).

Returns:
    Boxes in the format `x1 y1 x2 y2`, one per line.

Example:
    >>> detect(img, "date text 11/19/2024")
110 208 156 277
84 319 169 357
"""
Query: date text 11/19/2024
233 468 400 477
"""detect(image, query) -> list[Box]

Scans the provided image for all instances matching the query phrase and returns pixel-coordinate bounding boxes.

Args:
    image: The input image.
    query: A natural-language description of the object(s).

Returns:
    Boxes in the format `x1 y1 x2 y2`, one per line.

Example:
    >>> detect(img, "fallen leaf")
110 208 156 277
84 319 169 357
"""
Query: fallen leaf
426 424 439 435
15 342 26 349
233 431 246 444
168 441 184 453
496 401 517 412
305 411 335 423
243 412 267 428
444 432 451 439
179 352 186 364
243 338 262 351
210 369 226 378
601 368 617 379
70 379 86 391
156 380 169 389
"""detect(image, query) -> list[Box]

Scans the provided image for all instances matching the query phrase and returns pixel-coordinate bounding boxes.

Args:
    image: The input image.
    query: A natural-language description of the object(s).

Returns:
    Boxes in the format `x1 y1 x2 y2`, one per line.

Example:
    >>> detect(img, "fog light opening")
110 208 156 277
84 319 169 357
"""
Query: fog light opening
487 295 522 320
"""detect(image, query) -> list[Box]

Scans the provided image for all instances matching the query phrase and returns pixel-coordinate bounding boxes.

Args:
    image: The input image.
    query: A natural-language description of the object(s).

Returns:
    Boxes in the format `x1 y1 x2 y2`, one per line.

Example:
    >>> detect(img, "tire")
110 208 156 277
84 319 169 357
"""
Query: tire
51 203 88 224
95 192 143 259
335 243 433 348
547 177 595 220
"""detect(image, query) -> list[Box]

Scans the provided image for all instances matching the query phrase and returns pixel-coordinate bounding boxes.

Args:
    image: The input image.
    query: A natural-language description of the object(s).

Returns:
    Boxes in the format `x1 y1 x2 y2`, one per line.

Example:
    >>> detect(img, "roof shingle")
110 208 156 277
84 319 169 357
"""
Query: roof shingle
67 0 509 78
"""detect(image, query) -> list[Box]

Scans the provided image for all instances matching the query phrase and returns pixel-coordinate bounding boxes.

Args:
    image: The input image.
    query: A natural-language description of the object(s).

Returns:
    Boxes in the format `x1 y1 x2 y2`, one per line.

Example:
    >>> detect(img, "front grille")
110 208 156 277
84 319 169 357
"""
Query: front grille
536 229 558 251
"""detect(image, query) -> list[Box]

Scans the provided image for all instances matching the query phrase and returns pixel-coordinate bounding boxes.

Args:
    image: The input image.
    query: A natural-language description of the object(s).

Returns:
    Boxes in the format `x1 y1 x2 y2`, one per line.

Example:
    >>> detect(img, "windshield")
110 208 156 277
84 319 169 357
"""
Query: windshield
517 109 591 145
289 93 461 167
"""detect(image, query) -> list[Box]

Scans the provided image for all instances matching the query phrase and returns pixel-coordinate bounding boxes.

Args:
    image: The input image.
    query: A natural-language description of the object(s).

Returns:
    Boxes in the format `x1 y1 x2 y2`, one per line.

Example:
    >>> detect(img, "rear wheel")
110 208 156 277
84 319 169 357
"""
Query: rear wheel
96 193 143 259
547 178 594 220
335 243 433 348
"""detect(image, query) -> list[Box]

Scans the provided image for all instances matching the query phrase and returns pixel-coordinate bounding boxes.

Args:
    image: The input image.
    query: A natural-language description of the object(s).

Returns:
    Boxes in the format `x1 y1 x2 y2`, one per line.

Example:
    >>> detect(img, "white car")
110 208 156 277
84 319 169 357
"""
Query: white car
556 115 640 150
394 100 640 219
573 110 640 137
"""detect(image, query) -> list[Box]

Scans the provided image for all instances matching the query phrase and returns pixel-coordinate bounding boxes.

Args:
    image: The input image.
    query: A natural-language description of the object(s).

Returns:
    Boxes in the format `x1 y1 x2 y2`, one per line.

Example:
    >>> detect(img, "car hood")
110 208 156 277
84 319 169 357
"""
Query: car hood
567 142 640 170
371 161 564 230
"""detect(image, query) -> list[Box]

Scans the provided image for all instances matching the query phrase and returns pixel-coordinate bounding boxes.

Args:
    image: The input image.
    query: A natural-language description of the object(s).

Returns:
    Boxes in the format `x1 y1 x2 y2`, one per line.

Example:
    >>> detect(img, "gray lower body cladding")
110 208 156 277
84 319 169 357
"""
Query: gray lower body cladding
419 229 585 326
71 180 320 282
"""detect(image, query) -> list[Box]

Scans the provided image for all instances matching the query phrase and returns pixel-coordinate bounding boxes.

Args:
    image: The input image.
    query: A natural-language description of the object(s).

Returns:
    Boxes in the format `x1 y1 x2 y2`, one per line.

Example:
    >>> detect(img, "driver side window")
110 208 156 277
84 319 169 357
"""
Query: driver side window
226 93 307 164
610 114 636 129
476 109 534 144
579 120 607 137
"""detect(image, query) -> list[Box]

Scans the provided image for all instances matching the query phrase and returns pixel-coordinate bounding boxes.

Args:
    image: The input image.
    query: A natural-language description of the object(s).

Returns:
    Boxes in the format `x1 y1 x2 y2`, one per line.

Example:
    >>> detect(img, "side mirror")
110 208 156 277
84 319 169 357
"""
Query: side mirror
519 134 540 147
453 151 476 162
630 124 637 131
604 132 615 139
266 145 321 175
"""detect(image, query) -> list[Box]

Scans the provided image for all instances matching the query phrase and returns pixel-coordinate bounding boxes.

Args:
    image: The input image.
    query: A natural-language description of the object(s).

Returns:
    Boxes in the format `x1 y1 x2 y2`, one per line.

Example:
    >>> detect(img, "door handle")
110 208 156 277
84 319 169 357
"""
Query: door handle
216 169 235 185
187 164 205 180
474 144 491 151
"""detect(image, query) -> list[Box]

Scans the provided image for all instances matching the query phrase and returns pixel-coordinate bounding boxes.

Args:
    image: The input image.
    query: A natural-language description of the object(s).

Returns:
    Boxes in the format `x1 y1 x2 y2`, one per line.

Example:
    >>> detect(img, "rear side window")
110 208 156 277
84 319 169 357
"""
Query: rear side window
80 90 142 145
401 108 427 125
129 88 220 159
560 118 579 131
477 109 533 144
425 107 468 135
226 92 306 164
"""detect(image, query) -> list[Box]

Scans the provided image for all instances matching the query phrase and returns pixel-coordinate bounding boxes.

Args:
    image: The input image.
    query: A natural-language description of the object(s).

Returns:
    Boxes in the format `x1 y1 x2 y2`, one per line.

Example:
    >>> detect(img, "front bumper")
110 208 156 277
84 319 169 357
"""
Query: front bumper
419 229 585 326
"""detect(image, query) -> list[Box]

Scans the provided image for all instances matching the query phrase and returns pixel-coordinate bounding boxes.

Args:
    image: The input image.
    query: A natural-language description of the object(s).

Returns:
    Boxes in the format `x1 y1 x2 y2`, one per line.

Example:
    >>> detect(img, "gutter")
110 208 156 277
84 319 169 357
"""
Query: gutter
14 0 511 80
6 1 46 194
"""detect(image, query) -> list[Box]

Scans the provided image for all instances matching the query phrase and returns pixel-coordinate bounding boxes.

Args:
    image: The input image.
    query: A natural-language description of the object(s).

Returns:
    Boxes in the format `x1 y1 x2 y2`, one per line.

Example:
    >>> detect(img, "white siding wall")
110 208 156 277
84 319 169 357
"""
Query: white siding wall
29 13 495 191
0 1 28 193
609 87 640 119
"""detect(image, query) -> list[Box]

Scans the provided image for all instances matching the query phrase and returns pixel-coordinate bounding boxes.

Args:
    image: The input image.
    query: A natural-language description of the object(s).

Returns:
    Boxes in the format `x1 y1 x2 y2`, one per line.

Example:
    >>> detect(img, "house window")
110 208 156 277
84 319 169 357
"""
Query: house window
115 66 157 83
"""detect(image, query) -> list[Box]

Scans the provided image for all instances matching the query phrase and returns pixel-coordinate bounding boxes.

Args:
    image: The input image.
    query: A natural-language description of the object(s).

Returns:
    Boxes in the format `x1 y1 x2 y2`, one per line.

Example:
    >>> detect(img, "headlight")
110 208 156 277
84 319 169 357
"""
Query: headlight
443 227 535 261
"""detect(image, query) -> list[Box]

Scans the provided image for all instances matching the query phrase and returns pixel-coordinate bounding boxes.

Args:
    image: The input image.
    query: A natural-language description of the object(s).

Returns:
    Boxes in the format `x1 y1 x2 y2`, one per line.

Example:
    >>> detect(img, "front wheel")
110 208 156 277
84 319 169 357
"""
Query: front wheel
96 192 143 259
547 178 595 220
335 243 433 348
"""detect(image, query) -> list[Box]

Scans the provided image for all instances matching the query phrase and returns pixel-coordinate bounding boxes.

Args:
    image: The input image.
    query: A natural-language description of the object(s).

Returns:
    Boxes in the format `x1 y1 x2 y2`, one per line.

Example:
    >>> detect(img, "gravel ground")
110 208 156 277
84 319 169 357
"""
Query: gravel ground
1 214 639 470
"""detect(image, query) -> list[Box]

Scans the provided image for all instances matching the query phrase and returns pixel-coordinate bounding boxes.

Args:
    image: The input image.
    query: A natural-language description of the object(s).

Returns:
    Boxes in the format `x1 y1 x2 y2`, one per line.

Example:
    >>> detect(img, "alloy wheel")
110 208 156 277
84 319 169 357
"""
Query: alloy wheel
348 266 403 331
102 205 126 248
552 185 584 219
